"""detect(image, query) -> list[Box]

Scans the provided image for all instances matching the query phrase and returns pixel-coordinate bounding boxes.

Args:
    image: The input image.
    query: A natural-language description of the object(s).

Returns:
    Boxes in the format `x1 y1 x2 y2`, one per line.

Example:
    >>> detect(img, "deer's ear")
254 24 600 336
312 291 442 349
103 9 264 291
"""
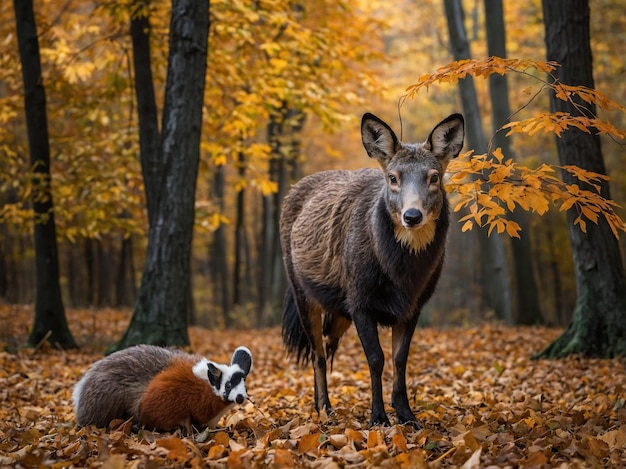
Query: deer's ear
361 113 400 162
425 114 465 163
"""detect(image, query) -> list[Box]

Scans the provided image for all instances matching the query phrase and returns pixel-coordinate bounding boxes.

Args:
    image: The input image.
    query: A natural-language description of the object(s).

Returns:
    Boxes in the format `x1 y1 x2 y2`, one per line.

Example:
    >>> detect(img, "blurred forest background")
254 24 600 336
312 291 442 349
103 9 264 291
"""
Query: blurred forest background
1 0 625 330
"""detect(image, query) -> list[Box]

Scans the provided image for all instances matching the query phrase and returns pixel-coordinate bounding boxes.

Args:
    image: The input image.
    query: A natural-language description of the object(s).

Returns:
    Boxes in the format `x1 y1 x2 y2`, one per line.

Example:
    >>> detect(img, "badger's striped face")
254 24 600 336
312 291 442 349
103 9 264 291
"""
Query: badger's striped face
193 346 253 404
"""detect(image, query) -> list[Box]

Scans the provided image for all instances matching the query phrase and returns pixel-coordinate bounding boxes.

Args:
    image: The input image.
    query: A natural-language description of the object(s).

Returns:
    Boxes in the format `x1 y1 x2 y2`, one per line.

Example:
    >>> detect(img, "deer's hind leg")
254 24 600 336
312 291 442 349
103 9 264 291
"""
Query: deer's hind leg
324 313 352 371
307 302 332 412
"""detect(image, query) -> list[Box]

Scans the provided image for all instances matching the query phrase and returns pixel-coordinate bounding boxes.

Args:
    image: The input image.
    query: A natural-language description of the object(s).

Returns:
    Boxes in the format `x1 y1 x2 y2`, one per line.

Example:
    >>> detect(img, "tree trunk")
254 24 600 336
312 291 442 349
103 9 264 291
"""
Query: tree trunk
130 0 162 226
96 238 113 306
0 236 7 299
544 224 567 325
443 0 513 323
233 152 247 309
211 166 230 327
14 0 77 348
85 238 95 305
113 0 209 350
484 0 542 324
536 0 626 358
258 106 305 326
115 234 136 307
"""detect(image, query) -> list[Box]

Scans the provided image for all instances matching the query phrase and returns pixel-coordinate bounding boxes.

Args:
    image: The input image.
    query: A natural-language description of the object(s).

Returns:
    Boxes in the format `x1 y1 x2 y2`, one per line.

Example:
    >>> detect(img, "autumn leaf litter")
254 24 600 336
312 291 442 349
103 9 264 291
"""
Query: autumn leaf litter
1 306 625 468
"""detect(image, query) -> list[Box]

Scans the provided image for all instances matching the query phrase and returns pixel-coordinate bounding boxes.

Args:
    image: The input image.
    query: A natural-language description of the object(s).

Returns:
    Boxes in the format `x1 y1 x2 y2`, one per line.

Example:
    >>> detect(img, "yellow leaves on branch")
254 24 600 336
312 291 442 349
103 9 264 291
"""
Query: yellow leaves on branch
447 152 626 239
406 57 626 239
406 56 625 141
405 57 558 97
553 83 625 113
504 113 625 139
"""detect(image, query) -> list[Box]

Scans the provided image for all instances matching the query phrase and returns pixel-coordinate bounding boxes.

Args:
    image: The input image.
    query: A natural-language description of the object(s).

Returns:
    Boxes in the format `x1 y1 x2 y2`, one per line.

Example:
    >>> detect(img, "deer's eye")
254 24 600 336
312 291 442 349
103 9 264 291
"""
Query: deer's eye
430 172 440 184
388 174 398 184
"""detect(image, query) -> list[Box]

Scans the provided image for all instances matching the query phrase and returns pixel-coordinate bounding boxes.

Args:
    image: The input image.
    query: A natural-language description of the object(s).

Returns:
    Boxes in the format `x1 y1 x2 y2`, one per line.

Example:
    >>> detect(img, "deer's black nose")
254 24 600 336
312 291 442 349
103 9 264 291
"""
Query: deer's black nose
403 209 423 226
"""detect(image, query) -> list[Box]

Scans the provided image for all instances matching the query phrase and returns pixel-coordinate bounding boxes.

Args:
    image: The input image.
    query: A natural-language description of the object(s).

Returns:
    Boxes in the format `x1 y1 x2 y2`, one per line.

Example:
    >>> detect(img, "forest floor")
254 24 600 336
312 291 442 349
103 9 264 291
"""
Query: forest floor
1 305 625 468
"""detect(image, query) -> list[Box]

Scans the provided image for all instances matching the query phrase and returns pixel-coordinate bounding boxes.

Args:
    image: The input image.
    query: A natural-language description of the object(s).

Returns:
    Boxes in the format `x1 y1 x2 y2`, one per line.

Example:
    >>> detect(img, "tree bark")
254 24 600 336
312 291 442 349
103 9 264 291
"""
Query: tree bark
537 0 626 358
130 0 162 226
14 0 77 348
233 152 249 309
484 0 542 324
443 0 513 323
211 166 230 327
113 0 209 350
0 236 7 299
115 234 136 307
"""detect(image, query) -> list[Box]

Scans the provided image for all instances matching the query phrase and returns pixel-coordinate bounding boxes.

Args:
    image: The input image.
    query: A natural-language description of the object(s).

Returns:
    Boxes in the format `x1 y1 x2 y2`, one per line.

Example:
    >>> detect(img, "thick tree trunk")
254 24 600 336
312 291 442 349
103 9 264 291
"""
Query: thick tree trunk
484 0 542 324
113 0 209 350
537 0 626 358
443 0 513 323
14 0 76 348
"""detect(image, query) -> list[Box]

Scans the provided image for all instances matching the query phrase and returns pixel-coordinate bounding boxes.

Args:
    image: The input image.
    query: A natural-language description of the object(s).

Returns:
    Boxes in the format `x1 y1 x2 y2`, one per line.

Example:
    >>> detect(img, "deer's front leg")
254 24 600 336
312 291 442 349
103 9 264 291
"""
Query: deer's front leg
391 315 420 427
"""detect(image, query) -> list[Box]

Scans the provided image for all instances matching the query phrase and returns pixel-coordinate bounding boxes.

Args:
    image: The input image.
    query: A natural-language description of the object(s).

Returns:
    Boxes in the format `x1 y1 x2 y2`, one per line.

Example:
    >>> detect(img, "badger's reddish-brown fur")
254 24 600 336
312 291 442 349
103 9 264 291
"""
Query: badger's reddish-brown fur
139 358 233 431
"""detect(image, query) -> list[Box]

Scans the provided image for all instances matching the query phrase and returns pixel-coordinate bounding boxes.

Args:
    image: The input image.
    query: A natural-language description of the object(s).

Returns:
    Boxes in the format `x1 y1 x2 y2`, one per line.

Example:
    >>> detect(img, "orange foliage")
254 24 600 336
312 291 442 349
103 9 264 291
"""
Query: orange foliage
405 57 626 238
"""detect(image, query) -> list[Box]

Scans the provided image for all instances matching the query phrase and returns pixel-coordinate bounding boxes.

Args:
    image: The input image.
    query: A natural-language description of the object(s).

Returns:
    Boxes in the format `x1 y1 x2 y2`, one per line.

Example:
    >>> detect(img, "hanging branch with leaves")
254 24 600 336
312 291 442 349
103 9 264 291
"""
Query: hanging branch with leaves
405 57 626 238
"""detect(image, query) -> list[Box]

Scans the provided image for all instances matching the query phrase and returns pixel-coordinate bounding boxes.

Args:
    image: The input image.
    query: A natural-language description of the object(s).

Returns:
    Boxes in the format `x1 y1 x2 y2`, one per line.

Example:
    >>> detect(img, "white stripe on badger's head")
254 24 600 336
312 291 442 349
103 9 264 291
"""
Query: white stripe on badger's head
194 347 253 405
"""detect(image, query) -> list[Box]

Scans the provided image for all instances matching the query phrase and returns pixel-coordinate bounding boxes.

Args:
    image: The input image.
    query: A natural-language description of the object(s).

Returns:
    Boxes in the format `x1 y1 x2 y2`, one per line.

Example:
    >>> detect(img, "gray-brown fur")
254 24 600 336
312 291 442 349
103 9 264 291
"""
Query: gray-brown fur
281 112 464 427
73 345 194 428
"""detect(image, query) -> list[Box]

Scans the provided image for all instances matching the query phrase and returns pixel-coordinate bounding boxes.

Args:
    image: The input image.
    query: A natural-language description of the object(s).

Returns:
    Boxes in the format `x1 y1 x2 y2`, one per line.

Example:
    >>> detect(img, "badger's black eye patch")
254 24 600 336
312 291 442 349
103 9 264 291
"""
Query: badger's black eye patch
228 371 245 388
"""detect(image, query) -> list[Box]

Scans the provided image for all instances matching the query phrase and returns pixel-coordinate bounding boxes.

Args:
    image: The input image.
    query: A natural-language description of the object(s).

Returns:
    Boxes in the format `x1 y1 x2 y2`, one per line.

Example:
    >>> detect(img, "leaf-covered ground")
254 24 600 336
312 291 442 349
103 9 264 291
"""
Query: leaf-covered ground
1 305 625 468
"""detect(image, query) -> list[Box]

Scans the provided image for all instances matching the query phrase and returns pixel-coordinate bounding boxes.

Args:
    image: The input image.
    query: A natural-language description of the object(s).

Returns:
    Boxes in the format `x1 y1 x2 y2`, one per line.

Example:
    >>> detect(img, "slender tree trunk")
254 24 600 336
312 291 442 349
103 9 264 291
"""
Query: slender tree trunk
259 106 305 326
85 238 95 305
211 166 230 327
484 0 542 324
130 0 161 226
115 234 136 307
544 225 566 325
96 239 113 306
14 0 76 348
537 0 626 358
443 0 513 323
259 194 272 326
113 0 209 350
0 236 7 299
66 244 80 307
233 152 246 309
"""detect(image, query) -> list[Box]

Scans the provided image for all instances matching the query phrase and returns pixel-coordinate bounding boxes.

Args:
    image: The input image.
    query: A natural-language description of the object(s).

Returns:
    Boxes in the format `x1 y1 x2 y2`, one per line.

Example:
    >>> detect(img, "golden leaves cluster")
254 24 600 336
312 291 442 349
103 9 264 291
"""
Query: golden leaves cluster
447 150 625 238
1 0 384 237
